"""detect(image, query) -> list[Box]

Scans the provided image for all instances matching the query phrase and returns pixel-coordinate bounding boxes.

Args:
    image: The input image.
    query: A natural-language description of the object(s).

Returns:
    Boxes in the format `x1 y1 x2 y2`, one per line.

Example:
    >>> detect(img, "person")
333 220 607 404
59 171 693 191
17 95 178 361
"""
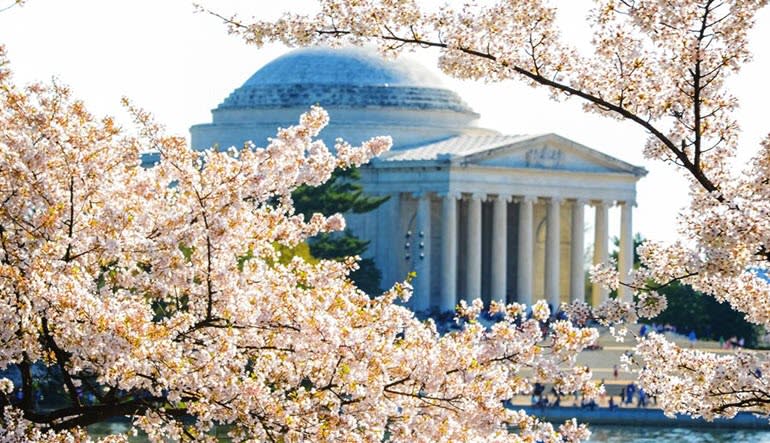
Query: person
550 386 562 407
581 397 597 411
625 383 636 405
599 379 606 404
531 382 545 405
608 396 617 411
688 330 697 348
640 324 648 337
613 364 619 379
637 388 647 408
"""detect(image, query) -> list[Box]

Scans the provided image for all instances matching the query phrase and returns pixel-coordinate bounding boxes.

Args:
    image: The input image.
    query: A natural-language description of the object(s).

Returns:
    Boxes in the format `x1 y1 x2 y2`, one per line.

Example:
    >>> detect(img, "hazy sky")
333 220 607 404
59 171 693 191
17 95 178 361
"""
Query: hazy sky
1 0 768 244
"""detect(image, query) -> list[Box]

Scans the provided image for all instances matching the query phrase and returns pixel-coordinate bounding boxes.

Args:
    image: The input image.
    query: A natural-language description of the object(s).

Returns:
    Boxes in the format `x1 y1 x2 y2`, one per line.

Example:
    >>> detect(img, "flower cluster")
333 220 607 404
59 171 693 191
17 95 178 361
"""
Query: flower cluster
592 299 638 327
589 261 620 292
489 299 527 322
531 299 551 322
636 291 667 319
563 301 592 327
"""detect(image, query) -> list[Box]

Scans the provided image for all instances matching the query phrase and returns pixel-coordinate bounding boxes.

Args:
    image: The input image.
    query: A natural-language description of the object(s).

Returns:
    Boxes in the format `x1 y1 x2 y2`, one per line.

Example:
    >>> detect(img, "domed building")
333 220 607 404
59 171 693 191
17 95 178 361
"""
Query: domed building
191 47 646 312
191 47 492 150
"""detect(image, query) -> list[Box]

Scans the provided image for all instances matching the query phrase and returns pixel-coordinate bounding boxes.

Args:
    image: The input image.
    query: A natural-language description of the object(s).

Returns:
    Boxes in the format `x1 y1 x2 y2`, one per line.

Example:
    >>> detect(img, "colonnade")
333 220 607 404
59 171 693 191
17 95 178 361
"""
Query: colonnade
407 192 635 312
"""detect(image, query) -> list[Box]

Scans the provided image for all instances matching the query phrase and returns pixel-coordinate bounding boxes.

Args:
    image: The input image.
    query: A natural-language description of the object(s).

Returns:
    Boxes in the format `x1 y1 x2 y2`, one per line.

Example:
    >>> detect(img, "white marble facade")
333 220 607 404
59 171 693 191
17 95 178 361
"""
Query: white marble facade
190 47 647 313
349 134 645 312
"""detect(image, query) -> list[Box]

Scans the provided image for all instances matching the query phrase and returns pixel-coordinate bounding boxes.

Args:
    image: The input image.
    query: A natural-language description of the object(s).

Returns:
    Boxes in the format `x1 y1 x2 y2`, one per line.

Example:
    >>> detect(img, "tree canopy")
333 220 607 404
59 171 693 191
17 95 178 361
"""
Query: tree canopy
292 167 389 295
0 45 597 442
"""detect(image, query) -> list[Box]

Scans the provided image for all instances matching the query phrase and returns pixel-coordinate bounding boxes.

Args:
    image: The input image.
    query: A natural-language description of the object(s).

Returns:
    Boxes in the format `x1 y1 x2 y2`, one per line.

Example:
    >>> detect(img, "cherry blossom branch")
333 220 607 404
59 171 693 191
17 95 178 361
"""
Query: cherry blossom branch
40 317 81 409
206 9 719 196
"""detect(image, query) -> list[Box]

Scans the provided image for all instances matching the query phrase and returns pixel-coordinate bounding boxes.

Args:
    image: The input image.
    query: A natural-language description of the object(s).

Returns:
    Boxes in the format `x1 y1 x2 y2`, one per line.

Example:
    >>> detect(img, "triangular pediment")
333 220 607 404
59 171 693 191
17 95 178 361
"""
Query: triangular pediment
464 134 646 176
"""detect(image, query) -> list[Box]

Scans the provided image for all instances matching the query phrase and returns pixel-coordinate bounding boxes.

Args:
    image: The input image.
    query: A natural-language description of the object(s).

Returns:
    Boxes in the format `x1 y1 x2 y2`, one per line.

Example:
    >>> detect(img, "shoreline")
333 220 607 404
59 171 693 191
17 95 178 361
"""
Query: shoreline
518 405 770 430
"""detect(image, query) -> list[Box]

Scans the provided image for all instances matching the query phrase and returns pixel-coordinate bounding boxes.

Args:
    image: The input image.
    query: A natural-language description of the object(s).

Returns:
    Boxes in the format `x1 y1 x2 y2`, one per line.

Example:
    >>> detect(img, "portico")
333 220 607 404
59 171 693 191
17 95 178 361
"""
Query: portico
351 133 646 312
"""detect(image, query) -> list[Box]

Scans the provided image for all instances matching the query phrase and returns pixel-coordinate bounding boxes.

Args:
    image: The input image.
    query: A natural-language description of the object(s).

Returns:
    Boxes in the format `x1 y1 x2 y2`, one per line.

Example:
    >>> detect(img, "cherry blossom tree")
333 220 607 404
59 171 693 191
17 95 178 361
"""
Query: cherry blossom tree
207 0 770 420
0 44 601 442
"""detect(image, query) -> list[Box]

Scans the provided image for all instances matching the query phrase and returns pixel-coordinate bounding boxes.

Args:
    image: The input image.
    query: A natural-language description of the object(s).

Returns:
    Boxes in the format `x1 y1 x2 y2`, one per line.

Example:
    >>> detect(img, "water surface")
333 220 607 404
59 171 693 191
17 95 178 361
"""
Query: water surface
588 425 770 443
90 421 770 442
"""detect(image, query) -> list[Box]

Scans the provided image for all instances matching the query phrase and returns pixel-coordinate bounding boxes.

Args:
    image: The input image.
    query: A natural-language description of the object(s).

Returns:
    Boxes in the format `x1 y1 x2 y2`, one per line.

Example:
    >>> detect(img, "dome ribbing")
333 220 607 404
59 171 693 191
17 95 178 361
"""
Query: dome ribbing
217 47 474 113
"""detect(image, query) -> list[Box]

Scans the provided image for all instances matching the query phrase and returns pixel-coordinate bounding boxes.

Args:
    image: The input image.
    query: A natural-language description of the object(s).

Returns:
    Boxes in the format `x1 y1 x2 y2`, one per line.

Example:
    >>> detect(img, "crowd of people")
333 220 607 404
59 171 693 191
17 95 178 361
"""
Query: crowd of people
638 324 748 350
528 381 655 411
638 323 678 337
720 336 747 349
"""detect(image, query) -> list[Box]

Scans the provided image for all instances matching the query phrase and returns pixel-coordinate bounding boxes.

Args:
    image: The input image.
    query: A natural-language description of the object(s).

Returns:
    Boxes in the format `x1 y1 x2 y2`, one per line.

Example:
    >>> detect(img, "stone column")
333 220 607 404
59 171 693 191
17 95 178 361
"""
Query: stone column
618 201 635 302
413 192 432 312
491 194 511 304
545 197 562 312
376 192 400 289
517 196 535 306
592 200 611 305
465 193 484 302
570 199 586 303
439 192 459 312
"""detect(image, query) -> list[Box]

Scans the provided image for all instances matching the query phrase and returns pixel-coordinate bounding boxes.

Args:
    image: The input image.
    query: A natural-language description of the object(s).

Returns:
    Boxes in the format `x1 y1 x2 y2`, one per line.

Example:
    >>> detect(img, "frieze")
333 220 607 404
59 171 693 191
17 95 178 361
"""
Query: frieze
525 146 563 168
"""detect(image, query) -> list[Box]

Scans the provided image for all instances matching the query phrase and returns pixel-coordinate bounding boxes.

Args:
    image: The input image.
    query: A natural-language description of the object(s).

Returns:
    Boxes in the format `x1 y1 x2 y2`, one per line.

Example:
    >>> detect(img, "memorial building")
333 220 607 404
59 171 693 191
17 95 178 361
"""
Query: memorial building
190 47 646 312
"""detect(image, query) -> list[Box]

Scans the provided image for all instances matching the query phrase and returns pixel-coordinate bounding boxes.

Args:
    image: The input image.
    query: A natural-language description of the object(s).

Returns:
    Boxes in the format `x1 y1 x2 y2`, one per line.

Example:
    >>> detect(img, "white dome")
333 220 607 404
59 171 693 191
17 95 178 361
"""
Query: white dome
190 47 493 152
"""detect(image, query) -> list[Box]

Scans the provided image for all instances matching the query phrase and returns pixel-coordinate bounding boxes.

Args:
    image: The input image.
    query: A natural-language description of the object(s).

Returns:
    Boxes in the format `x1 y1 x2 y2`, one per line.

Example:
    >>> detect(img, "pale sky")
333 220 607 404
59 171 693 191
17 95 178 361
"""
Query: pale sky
1 0 768 245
